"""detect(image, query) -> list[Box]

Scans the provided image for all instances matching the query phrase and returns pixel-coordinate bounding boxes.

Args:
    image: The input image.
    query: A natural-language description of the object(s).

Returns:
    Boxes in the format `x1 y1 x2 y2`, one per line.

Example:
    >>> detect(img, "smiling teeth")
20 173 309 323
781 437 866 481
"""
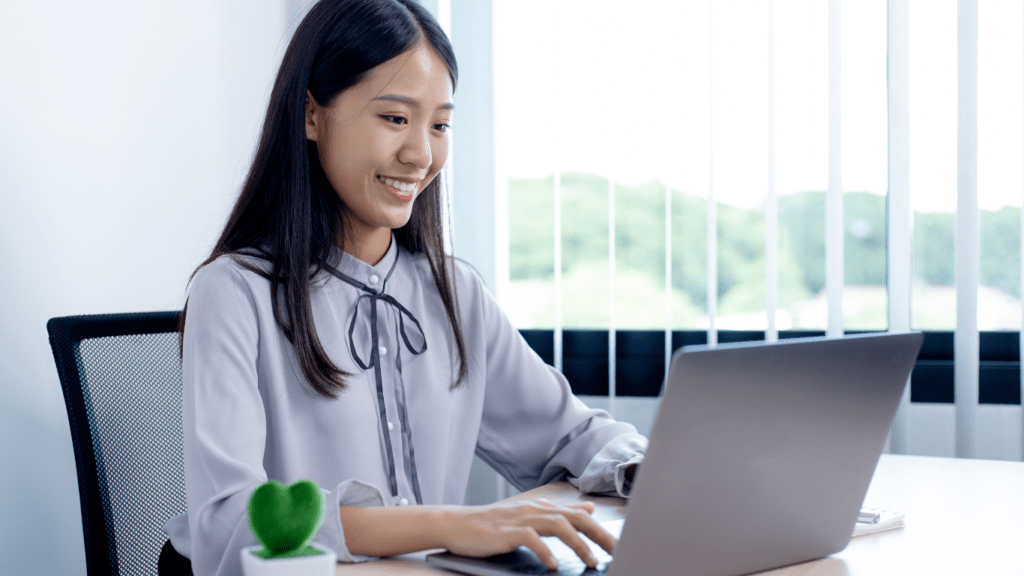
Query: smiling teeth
378 176 416 193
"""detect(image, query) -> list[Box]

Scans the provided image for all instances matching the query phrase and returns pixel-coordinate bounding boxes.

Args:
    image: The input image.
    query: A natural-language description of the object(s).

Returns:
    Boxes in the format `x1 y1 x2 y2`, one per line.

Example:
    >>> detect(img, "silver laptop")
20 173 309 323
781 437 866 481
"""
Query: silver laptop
427 331 924 576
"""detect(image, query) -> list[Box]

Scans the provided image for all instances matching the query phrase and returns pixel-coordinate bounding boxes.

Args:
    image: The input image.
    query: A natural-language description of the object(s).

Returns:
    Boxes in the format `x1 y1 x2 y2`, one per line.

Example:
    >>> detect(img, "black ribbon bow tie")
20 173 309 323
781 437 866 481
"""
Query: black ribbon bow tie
323 248 426 505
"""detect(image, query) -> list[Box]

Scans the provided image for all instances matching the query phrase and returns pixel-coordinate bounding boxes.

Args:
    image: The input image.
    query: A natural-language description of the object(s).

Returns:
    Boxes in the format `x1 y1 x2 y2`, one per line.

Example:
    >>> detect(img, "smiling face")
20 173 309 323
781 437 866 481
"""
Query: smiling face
305 40 454 263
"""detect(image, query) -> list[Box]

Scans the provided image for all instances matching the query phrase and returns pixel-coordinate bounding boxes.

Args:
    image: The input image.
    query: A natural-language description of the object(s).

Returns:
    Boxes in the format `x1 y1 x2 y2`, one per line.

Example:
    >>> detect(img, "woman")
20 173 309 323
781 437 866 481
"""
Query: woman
160 1 647 575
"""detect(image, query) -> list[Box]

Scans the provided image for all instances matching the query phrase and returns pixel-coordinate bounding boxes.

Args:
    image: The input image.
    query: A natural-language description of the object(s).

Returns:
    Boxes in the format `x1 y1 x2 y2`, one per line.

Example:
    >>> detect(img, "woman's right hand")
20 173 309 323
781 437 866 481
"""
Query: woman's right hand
436 498 616 570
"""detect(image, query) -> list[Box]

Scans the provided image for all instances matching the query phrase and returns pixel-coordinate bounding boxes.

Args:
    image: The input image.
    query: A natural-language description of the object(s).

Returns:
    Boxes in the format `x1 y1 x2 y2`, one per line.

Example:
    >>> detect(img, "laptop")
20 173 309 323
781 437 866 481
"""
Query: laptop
426 331 924 576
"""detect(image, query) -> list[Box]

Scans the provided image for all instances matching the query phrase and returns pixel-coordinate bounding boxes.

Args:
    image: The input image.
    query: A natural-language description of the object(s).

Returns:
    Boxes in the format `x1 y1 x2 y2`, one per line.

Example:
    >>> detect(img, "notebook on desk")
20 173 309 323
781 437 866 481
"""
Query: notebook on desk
427 331 924 576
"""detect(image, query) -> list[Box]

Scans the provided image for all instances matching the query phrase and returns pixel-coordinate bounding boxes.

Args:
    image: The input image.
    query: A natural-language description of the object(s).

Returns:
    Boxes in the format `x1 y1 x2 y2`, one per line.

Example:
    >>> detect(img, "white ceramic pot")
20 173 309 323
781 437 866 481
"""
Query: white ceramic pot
240 543 337 576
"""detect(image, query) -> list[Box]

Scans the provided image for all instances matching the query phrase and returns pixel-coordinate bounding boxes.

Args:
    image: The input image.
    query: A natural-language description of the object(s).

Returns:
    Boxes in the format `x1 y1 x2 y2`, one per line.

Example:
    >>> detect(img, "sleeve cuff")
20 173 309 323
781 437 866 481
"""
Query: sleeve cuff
614 453 644 498
566 433 648 498
315 479 388 563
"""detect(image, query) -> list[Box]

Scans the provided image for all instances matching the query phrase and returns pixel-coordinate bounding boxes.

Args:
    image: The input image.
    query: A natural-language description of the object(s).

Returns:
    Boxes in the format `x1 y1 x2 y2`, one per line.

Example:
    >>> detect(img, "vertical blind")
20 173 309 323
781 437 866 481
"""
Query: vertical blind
478 0 1024 490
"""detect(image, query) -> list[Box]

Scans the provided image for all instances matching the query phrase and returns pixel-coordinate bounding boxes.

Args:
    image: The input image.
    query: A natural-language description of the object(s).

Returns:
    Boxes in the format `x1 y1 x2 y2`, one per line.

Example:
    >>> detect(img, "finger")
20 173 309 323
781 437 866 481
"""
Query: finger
582 520 617 555
532 499 593 514
567 501 596 514
556 507 617 556
516 527 559 570
534 514 600 569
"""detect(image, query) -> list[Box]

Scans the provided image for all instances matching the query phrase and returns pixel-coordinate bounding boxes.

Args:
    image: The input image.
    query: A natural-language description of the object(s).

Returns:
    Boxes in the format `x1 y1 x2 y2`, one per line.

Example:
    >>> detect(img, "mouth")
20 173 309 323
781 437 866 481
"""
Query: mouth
377 175 416 202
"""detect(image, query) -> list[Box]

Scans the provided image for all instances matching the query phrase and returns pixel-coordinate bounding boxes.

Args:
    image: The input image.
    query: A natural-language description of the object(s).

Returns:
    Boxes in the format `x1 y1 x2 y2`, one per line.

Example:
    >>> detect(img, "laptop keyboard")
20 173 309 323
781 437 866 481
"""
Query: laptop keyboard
498 557 610 575
425 520 621 576
530 521 617 575
558 556 611 574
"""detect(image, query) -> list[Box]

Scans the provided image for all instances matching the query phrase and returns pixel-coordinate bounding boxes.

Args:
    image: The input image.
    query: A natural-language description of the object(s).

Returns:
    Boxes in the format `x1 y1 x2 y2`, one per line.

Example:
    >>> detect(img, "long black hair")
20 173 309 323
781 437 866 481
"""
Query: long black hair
181 0 466 399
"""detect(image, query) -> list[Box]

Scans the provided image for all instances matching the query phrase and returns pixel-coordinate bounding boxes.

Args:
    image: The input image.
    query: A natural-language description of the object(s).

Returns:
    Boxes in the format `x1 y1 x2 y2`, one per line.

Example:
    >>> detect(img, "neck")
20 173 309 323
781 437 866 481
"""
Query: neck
343 228 392 266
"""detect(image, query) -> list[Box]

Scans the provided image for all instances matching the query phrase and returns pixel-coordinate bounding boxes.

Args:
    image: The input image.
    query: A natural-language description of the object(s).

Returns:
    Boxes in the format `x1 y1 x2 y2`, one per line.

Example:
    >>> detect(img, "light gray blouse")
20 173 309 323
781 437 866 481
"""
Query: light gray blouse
163 235 648 576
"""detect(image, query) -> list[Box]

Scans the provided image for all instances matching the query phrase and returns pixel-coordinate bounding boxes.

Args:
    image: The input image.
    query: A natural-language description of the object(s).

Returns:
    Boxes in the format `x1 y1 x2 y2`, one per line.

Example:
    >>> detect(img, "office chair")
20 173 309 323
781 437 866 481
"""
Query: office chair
47 311 185 576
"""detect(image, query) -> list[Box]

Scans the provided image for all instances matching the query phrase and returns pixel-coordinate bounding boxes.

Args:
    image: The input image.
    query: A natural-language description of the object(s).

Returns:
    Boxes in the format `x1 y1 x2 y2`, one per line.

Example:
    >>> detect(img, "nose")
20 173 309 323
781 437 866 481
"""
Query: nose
398 124 432 170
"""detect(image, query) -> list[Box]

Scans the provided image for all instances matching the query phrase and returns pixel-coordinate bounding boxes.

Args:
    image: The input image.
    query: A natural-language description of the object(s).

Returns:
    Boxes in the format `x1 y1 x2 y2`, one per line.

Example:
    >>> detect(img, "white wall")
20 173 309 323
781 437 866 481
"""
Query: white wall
0 2 504 573
450 0 495 293
0 1 289 573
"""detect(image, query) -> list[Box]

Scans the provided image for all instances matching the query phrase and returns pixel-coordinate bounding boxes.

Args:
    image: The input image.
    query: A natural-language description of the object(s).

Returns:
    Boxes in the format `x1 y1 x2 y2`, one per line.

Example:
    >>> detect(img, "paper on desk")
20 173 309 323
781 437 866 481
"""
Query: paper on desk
852 507 905 538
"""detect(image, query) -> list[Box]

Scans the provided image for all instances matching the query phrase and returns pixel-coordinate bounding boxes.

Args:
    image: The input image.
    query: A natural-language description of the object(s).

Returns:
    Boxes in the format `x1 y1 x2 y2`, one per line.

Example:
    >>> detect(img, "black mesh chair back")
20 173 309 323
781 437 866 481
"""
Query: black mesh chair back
47 312 185 576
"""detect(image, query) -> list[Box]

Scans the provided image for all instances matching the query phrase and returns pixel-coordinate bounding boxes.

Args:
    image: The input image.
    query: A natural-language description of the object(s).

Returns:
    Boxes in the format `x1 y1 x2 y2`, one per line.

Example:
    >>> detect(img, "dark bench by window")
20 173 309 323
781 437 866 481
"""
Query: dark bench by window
519 329 1022 405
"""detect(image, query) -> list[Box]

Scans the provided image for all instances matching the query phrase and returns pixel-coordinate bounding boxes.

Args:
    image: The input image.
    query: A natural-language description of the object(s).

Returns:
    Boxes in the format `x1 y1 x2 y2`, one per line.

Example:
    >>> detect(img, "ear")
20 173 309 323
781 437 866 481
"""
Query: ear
305 90 321 142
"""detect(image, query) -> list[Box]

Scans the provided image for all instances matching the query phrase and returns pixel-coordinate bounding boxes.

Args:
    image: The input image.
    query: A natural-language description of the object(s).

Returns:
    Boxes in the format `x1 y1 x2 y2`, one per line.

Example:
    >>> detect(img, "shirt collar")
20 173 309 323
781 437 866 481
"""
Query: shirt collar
327 233 400 289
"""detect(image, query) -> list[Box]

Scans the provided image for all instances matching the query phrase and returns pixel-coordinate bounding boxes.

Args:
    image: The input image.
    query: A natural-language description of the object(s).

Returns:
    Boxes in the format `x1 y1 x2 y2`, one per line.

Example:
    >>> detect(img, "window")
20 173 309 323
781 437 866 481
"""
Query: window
482 0 1024 460
495 0 892 335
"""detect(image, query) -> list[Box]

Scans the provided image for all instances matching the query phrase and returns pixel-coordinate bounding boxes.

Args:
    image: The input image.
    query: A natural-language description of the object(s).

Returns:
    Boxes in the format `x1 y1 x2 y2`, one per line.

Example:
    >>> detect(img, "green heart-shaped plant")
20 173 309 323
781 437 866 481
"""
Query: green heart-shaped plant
248 480 325 559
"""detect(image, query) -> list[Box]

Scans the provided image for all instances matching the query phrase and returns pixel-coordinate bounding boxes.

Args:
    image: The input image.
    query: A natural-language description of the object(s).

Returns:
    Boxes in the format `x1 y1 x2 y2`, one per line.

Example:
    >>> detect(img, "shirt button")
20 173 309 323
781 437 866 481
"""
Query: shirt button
379 345 387 356
399 498 409 506
387 421 394 431
368 274 379 285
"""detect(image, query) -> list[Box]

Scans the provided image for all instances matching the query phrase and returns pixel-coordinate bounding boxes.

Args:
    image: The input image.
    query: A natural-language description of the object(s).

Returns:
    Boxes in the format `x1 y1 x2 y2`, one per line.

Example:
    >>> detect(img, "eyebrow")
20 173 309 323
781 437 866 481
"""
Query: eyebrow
371 94 454 111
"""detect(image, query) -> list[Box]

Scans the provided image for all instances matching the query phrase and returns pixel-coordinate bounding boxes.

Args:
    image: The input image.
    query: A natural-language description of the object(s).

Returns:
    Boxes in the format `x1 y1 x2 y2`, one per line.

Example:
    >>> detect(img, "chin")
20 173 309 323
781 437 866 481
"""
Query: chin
382 211 415 230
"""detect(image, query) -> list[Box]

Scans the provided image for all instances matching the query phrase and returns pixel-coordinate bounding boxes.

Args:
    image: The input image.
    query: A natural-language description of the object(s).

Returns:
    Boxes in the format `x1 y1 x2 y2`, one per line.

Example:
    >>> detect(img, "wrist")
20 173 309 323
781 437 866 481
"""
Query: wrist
424 507 454 549
340 505 455 557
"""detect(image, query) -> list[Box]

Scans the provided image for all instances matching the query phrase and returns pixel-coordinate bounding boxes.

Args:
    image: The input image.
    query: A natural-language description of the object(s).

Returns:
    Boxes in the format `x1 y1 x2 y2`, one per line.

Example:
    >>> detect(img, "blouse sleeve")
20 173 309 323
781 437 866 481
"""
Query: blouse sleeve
466 267 648 499
180 259 385 576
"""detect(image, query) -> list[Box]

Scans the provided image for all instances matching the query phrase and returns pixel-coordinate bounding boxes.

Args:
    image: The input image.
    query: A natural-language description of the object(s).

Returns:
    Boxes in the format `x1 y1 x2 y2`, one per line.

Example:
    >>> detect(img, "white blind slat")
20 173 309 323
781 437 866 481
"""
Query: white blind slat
665 185 673 383
707 0 717 347
766 0 778 344
609 180 616 416
955 0 979 459
886 0 912 455
554 171 563 373
826 0 844 339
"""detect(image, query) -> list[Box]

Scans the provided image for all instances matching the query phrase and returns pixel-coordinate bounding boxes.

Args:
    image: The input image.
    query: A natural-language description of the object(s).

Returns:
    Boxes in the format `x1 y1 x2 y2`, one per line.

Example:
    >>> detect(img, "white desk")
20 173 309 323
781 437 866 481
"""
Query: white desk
335 454 1024 575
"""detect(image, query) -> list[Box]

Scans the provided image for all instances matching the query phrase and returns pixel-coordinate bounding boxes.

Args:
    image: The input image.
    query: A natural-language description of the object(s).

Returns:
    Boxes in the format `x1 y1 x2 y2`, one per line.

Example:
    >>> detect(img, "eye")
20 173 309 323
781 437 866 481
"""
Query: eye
433 123 451 133
380 115 407 125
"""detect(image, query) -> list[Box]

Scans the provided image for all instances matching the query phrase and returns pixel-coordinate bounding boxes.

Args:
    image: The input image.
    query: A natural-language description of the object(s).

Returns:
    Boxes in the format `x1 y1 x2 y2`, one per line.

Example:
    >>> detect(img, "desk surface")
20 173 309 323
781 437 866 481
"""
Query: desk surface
335 454 1024 575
